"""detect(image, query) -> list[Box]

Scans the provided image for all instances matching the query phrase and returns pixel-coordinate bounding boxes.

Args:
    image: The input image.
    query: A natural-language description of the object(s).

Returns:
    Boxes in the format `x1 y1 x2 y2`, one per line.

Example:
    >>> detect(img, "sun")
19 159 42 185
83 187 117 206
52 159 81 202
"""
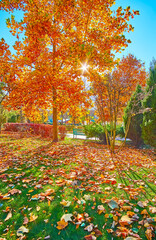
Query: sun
80 62 89 73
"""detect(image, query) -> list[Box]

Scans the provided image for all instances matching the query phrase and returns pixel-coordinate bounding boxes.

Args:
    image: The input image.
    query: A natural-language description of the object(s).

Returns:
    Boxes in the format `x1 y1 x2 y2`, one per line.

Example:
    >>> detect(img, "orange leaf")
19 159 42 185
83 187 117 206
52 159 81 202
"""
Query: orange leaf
29 213 38 222
56 219 68 230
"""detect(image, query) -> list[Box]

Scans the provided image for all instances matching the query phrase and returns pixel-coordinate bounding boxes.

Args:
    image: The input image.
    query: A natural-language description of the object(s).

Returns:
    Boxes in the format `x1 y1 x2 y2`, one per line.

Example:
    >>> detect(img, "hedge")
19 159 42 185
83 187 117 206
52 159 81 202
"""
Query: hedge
3 123 66 139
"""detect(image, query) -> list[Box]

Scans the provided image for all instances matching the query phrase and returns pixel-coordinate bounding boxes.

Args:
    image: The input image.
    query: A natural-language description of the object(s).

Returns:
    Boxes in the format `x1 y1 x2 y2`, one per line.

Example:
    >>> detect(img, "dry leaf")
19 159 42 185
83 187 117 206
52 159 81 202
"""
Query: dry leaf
56 219 68 230
17 226 29 237
97 205 105 214
4 211 12 221
36 206 40 211
149 206 156 213
84 194 91 201
84 224 94 232
9 189 21 195
141 209 148 215
29 213 38 222
145 229 152 240
122 206 132 211
119 215 132 226
84 235 96 240
23 217 29 225
61 214 73 222
60 199 71 207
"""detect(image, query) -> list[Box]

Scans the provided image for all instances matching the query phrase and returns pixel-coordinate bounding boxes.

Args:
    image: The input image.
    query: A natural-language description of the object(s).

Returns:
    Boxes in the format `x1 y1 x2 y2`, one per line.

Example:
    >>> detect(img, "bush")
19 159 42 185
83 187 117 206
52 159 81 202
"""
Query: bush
123 85 144 147
83 123 108 144
83 123 124 144
116 125 125 138
3 123 66 139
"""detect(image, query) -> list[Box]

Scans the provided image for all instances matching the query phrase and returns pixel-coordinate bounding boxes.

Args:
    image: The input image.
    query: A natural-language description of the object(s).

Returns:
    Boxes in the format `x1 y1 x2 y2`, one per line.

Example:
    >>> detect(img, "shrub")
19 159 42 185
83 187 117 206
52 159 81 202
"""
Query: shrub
39 124 53 138
83 123 108 144
84 123 124 144
3 123 66 139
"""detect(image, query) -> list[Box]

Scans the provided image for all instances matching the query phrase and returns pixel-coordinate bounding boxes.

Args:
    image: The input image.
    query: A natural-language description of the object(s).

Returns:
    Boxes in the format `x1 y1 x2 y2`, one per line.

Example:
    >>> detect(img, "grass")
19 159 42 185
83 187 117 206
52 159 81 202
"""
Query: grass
0 133 156 240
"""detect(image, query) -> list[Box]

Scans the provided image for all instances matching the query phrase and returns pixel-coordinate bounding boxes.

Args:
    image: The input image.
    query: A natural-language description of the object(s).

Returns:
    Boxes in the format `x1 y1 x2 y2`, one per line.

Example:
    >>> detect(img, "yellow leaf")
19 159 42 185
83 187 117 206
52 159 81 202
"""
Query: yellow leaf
29 213 38 222
56 219 68 230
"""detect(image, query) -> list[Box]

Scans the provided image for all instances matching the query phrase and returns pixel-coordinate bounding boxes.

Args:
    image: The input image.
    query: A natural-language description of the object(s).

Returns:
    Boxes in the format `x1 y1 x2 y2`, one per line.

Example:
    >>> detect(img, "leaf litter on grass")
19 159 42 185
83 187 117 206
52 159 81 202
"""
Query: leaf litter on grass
0 135 156 239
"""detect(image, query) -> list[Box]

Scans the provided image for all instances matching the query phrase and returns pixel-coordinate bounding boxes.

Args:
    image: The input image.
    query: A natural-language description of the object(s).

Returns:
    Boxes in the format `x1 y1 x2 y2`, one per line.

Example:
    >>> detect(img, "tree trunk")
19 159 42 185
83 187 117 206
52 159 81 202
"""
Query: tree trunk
20 108 24 123
0 105 3 134
53 87 58 142
61 111 63 125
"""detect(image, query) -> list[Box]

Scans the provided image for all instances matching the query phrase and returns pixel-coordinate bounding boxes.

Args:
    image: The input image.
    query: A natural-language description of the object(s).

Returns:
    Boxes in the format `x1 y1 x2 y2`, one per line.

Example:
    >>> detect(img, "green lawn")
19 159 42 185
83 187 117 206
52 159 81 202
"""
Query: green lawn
0 134 156 240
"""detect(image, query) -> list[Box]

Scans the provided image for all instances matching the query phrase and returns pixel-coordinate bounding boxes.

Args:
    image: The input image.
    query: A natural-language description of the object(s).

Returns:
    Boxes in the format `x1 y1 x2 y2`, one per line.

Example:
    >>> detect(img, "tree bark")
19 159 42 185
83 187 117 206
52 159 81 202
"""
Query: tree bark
20 108 24 123
53 87 58 142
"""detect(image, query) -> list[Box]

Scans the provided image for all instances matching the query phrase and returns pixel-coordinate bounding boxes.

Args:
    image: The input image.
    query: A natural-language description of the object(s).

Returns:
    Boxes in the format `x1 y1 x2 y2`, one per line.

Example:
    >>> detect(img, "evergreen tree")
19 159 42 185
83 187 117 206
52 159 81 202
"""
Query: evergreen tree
142 62 156 149
123 85 144 147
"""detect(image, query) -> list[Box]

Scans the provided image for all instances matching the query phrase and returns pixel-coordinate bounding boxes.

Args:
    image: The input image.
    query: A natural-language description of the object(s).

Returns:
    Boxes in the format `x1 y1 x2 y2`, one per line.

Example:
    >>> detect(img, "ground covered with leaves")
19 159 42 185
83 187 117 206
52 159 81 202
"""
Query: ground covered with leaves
0 134 156 240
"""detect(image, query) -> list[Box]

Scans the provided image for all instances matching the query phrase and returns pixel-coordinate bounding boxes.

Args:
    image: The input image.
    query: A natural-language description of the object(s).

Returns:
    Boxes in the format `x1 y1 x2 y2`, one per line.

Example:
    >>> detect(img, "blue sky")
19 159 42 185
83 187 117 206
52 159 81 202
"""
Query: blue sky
115 0 156 70
0 0 156 71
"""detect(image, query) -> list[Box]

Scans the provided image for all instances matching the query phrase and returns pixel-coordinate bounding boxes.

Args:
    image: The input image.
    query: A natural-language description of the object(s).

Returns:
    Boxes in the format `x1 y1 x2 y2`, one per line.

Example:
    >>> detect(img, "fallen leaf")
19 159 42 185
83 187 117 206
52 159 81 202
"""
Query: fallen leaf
145 229 152 240
119 215 132 226
44 189 55 196
36 206 40 211
44 236 51 239
29 213 38 222
84 194 91 201
122 206 132 211
9 189 21 195
97 205 105 214
60 199 71 207
4 212 12 221
61 214 73 222
84 224 94 232
94 227 102 236
124 237 137 240
56 219 68 230
17 226 29 237
149 206 156 213
137 201 144 208
127 211 135 217
84 235 96 240
141 209 148 215
44 219 49 223
124 238 137 240
23 217 29 225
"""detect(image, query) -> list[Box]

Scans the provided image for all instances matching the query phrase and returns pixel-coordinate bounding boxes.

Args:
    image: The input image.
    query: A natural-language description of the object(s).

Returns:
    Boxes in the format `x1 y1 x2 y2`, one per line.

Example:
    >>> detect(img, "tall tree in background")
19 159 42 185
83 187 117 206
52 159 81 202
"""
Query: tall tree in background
0 0 140 141
123 85 144 147
93 54 147 152
142 60 156 150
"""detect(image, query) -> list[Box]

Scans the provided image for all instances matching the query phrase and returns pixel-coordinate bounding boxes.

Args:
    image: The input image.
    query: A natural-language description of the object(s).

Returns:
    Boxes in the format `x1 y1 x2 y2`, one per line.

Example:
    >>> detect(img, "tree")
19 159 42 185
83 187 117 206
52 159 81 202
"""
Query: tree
123 85 144 147
142 62 156 149
0 39 15 132
92 54 147 152
0 0 140 141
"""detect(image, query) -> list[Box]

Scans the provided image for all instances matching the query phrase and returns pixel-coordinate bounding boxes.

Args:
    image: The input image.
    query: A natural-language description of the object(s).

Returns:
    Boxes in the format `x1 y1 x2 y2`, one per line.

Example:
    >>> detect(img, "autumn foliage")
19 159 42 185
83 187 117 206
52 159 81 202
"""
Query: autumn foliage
0 0 140 141
92 54 147 152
